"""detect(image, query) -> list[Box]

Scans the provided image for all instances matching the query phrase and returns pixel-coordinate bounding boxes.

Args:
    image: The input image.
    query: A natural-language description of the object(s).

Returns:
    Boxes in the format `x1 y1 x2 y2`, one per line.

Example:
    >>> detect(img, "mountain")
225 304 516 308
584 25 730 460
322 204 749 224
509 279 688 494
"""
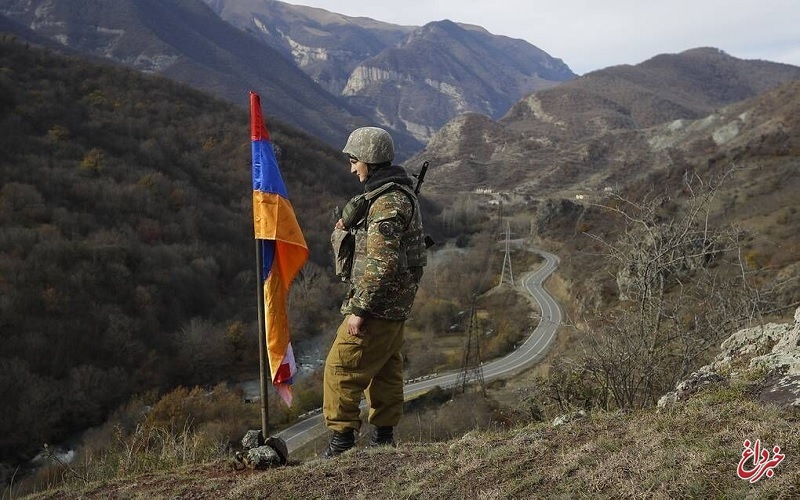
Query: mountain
341 19 575 143
1 0 575 158
412 48 800 317
0 0 373 149
414 48 800 194
202 0 413 95
202 0 576 143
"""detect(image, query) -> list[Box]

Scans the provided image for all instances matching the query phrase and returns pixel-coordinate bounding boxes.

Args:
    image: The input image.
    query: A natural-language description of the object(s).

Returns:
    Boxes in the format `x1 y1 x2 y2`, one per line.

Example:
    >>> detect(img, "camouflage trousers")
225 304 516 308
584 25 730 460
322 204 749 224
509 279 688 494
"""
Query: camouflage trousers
323 316 405 433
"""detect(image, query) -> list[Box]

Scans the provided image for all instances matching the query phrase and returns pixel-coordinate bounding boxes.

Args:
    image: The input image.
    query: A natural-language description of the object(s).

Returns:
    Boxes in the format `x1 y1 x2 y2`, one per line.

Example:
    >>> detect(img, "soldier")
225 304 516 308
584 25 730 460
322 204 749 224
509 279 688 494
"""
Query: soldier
322 127 427 457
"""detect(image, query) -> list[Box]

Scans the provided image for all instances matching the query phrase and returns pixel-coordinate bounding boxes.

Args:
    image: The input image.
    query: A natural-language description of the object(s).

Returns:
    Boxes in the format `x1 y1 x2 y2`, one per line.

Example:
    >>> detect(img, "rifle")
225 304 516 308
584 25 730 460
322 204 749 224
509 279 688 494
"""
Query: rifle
411 161 436 248
413 161 429 195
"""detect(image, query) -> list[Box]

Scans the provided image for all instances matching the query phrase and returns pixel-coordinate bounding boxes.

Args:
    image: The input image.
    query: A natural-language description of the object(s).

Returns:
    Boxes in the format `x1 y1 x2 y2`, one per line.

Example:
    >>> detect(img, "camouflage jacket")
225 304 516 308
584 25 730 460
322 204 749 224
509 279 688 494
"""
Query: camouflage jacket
341 166 426 321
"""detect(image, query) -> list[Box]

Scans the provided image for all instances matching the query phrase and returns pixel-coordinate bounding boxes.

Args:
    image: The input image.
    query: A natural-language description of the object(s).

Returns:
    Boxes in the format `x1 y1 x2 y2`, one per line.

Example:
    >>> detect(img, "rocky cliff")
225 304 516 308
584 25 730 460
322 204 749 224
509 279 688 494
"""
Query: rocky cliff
203 1 576 145
659 307 800 410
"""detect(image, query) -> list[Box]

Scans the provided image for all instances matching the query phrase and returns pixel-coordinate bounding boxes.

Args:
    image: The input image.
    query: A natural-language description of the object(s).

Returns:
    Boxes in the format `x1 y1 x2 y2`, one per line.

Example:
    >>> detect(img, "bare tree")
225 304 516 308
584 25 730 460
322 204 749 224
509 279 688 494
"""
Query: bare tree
576 169 770 409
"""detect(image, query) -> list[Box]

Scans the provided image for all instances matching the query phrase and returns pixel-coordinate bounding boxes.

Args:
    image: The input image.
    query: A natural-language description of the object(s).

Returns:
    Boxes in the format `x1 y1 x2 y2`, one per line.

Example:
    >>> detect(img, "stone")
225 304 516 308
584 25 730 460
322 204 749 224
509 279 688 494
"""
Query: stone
552 410 586 427
241 430 262 450
660 307 800 410
243 446 282 470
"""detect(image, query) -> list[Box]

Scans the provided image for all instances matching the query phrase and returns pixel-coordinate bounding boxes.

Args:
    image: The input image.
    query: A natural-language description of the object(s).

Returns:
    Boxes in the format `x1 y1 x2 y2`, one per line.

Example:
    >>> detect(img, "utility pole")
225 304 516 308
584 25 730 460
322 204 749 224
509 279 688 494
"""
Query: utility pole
500 220 514 286
454 296 486 397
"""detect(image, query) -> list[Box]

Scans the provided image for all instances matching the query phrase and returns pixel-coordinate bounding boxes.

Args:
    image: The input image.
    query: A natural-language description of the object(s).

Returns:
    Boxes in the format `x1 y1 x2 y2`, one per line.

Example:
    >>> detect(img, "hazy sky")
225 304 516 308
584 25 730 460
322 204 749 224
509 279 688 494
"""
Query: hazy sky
286 0 800 75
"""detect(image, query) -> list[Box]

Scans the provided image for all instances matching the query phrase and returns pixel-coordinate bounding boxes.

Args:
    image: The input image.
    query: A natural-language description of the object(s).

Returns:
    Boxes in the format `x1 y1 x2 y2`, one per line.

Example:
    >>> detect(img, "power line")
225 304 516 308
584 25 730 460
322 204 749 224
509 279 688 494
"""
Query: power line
500 220 514 286
453 295 486 398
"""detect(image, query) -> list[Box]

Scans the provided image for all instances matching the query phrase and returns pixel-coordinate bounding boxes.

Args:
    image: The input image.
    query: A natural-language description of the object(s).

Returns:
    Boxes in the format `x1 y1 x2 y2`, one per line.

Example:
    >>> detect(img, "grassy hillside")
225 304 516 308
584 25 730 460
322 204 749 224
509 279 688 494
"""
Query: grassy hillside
16 382 800 499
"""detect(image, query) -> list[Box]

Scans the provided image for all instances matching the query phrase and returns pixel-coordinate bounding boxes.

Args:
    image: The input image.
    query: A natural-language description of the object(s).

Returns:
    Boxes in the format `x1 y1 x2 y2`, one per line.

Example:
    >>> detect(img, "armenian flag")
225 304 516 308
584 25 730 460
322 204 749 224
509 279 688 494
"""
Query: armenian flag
250 91 308 407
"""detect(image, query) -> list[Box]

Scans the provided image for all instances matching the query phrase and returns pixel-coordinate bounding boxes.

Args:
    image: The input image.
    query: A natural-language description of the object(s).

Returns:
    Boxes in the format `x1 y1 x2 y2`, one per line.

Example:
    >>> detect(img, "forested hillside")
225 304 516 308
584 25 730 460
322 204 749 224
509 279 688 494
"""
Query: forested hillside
0 37 359 472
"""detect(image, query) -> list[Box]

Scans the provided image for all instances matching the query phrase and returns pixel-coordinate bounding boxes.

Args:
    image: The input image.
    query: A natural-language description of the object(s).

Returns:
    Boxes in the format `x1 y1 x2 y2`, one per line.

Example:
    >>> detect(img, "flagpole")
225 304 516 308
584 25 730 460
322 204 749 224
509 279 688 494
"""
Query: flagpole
248 91 295 465
255 239 270 440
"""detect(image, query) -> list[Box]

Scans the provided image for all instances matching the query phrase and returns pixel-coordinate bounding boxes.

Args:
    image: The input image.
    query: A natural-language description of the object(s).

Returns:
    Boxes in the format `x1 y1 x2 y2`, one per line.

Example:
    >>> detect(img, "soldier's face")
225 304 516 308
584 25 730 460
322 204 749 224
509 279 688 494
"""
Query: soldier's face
349 157 369 182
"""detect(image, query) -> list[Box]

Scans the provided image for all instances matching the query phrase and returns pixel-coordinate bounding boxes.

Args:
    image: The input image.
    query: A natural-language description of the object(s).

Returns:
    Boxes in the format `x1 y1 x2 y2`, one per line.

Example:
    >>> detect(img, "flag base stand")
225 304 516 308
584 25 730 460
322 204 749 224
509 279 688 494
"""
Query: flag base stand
238 429 288 468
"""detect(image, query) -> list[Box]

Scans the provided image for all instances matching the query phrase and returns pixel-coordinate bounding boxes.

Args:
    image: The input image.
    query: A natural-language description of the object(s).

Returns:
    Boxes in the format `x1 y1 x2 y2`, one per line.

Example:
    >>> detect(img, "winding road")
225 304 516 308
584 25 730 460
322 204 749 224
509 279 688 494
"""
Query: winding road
275 249 562 453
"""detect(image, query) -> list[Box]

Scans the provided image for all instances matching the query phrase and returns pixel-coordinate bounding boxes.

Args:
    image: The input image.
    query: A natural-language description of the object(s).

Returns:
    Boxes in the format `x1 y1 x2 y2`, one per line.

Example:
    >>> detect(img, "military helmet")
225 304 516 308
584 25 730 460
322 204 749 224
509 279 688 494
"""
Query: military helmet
342 127 394 164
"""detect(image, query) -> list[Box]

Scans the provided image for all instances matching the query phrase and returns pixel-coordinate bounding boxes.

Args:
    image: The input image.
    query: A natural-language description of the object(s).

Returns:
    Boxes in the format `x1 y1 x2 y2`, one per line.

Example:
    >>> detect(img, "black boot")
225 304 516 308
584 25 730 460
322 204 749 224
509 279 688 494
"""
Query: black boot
320 429 355 458
369 426 395 447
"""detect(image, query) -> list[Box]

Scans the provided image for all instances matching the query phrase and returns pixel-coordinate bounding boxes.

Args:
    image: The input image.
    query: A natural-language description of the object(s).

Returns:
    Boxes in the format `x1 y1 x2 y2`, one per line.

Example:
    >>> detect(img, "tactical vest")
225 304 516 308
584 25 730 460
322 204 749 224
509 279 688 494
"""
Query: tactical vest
331 182 426 283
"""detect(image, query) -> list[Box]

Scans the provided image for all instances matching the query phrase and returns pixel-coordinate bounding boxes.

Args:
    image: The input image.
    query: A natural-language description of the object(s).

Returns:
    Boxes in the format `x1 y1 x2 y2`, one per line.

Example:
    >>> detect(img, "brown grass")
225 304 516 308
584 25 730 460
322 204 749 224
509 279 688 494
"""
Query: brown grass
17 383 799 499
